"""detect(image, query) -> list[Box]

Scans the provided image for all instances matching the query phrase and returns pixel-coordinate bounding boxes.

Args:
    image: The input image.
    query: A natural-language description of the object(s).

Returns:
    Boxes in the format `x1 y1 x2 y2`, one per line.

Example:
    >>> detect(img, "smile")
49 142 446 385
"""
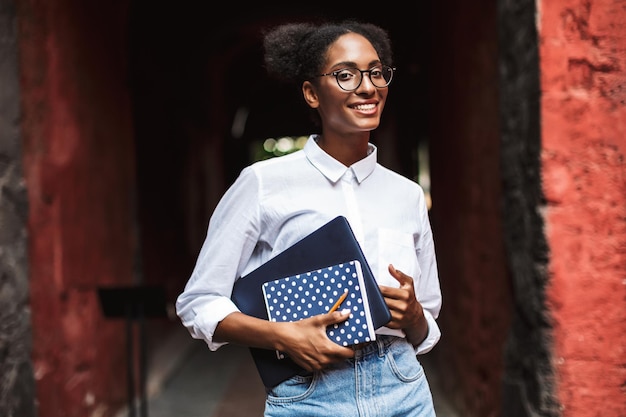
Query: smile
350 103 377 111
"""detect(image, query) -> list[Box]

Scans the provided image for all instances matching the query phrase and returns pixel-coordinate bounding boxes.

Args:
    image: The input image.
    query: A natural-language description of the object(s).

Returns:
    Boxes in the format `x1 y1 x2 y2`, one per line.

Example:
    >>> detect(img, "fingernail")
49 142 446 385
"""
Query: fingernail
341 308 350 315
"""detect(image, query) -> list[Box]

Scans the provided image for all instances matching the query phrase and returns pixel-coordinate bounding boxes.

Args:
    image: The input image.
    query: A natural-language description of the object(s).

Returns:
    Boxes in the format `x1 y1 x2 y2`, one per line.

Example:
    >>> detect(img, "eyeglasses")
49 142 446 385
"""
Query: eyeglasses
318 65 395 91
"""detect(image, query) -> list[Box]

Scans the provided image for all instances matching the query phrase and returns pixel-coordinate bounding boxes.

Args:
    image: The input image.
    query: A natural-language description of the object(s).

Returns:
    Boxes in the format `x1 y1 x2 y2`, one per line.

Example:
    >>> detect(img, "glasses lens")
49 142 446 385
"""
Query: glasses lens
370 66 394 88
336 68 360 91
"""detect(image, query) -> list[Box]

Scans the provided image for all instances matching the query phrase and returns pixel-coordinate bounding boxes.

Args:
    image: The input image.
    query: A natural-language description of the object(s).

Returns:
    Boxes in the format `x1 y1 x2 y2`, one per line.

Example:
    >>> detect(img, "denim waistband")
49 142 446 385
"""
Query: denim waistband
351 335 402 358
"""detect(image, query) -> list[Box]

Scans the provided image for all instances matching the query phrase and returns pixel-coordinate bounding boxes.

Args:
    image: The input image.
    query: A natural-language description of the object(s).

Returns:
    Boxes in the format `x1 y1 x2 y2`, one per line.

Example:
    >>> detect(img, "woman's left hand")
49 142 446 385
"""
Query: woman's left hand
379 264 429 347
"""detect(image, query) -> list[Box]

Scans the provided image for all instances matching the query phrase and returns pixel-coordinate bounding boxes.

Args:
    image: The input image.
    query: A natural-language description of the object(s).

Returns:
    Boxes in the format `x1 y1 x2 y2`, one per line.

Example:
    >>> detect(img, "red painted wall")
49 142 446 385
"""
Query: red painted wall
17 1 136 416
539 1 626 416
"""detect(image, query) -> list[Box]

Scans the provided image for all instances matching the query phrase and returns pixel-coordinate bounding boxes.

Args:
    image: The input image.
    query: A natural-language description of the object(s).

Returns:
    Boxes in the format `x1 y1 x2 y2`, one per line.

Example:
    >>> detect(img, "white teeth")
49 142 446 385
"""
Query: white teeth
353 104 376 110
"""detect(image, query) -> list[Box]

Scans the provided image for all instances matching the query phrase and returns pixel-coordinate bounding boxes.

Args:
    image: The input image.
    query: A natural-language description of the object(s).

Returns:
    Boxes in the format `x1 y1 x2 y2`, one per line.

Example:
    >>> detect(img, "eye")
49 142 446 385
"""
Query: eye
369 67 384 79
335 69 357 81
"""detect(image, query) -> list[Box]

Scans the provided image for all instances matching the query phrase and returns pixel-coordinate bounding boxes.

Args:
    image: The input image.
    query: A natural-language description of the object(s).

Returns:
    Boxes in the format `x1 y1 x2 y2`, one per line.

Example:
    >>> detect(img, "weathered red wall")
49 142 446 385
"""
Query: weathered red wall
539 1 626 416
17 0 136 416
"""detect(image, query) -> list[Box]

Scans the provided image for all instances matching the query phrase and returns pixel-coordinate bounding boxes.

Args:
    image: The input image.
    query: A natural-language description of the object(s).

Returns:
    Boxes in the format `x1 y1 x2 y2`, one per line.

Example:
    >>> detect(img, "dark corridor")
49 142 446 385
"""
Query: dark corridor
127 3 508 417
129 6 434 300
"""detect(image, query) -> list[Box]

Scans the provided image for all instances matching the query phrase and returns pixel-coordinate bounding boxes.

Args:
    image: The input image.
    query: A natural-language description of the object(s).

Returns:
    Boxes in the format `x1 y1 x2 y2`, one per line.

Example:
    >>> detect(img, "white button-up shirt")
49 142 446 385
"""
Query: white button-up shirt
176 135 442 354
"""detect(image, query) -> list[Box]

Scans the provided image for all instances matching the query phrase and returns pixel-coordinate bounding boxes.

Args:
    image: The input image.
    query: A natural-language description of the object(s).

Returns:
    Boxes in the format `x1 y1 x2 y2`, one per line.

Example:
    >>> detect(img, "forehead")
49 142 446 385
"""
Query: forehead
324 32 380 67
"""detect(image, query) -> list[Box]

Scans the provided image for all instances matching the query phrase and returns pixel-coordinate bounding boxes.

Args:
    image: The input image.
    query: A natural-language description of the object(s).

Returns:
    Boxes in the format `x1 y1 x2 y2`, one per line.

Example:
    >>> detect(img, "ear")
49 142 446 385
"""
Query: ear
302 81 319 109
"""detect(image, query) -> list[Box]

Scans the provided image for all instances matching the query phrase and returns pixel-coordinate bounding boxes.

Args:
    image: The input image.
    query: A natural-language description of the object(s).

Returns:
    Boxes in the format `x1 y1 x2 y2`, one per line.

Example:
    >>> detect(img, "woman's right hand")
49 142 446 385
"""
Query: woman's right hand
274 310 355 371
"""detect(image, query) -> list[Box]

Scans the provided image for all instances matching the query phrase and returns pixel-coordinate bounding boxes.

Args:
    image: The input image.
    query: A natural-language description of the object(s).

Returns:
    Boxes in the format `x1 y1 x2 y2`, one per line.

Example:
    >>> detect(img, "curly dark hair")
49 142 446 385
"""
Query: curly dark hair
263 20 393 87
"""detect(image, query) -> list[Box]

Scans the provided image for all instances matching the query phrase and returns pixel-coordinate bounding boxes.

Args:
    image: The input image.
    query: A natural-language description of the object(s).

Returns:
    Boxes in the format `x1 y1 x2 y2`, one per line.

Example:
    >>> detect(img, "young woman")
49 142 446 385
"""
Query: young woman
176 20 442 416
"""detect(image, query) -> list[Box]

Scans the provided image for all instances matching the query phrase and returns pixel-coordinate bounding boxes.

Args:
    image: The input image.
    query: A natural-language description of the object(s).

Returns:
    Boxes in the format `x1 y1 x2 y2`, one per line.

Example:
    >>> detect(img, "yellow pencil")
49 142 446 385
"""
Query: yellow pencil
329 290 349 313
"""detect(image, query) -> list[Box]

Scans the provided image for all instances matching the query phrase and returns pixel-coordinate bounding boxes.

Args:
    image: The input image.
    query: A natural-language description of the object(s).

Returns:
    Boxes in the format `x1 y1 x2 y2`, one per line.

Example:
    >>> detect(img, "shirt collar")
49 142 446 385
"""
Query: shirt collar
304 134 377 184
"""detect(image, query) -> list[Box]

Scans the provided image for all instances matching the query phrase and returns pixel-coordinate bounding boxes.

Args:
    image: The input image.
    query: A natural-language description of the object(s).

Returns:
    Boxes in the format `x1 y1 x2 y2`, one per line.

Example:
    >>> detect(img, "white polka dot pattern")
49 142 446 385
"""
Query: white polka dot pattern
262 260 375 348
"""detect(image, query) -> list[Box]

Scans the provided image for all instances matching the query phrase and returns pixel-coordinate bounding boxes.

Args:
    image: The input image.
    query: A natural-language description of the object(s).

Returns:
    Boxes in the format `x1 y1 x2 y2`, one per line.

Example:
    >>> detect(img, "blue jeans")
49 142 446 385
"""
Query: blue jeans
264 335 436 417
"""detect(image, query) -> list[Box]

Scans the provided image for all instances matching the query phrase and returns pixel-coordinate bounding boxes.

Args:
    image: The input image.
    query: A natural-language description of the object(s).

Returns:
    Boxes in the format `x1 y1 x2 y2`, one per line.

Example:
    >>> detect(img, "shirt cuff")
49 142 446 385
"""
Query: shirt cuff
192 297 240 351
414 310 441 355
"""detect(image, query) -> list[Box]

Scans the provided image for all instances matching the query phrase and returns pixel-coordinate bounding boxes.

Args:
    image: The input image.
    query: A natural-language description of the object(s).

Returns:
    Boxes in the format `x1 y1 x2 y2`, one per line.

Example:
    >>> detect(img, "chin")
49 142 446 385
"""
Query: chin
360 120 381 131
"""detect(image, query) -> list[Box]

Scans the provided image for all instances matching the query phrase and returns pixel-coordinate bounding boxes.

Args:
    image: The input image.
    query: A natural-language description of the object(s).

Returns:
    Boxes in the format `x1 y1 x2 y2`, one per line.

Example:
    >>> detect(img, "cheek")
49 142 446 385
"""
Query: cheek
317 106 344 128
315 92 347 116
377 90 388 108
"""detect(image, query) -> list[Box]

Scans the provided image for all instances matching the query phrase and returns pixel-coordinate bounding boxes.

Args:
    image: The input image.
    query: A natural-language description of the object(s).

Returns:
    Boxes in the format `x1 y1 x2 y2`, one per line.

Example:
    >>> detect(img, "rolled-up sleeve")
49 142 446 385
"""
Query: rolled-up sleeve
415 309 441 355
176 167 261 351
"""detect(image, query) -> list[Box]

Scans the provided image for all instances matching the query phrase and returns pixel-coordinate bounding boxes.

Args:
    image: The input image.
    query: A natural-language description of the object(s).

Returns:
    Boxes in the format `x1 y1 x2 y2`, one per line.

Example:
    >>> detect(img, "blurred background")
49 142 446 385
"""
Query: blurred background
1 1 624 417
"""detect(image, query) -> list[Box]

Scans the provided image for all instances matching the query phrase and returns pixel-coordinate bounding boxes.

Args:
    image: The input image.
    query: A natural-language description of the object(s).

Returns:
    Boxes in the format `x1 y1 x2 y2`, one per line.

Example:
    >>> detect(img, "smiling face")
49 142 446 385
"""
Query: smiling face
302 32 388 138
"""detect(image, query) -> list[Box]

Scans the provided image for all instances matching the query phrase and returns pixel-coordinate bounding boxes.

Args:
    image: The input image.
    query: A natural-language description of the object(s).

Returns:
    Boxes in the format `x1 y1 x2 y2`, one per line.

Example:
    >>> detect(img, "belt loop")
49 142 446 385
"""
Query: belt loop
376 335 386 357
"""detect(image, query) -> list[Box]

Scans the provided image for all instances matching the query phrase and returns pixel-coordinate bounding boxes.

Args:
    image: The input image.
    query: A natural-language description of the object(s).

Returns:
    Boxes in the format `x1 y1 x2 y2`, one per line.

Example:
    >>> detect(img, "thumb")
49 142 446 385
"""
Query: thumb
388 264 412 287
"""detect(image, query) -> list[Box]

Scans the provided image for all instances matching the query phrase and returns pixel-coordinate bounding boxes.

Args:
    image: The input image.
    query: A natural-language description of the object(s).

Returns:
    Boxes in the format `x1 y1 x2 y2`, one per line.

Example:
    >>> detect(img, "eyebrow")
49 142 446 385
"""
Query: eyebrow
329 60 382 70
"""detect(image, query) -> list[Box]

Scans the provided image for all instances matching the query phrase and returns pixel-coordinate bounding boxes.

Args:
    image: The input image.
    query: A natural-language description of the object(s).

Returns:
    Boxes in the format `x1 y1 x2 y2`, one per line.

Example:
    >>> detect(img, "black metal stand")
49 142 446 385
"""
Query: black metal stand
98 286 167 417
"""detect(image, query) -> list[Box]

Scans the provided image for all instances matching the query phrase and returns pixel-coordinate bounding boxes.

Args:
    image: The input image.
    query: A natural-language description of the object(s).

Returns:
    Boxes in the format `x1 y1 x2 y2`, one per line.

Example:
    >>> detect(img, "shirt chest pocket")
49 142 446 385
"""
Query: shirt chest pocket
376 228 421 288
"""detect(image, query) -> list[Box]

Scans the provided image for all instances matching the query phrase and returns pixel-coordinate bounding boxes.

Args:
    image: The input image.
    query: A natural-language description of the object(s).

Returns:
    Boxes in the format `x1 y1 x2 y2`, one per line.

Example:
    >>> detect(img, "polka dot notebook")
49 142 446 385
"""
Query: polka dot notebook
262 260 376 359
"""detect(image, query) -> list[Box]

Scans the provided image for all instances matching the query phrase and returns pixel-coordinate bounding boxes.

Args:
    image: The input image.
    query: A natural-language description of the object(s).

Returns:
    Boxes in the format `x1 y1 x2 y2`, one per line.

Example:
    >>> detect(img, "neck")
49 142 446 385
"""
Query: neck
315 132 370 167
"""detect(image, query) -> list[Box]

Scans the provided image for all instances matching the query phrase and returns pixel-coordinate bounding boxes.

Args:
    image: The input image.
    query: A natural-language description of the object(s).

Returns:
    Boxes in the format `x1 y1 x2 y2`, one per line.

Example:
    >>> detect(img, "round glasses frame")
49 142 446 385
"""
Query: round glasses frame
318 65 396 91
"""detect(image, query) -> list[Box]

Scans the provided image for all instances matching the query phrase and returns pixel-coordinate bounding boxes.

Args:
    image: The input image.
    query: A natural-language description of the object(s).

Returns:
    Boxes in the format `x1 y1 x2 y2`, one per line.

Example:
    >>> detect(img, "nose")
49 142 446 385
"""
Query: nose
355 71 376 93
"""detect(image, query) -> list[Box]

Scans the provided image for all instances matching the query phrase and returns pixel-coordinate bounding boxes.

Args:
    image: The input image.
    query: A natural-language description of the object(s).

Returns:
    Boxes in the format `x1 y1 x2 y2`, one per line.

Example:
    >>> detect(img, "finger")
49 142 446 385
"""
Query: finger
323 308 351 326
388 264 413 287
